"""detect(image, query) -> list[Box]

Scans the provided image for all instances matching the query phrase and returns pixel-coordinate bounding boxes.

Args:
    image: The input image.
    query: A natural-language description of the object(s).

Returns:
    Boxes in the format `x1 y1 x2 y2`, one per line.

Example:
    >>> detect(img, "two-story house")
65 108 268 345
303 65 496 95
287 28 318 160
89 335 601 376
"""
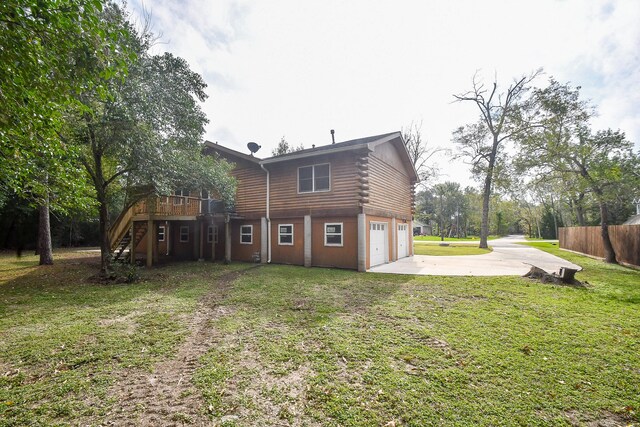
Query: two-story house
109 131 418 271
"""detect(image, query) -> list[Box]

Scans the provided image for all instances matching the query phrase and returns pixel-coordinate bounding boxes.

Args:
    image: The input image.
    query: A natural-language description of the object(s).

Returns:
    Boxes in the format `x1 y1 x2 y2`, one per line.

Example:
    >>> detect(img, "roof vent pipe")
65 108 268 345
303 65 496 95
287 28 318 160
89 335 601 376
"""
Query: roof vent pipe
331 129 335 144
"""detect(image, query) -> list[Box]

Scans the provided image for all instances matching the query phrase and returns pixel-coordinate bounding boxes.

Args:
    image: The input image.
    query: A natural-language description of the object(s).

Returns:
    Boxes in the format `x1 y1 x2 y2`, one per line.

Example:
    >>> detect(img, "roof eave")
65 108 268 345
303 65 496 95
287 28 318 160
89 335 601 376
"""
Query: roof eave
203 141 262 164
260 143 372 165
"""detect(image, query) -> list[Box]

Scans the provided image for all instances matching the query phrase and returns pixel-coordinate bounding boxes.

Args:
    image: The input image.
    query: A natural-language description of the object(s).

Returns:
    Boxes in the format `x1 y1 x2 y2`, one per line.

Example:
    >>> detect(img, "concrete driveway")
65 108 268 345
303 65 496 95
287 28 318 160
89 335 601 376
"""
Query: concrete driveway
369 235 581 276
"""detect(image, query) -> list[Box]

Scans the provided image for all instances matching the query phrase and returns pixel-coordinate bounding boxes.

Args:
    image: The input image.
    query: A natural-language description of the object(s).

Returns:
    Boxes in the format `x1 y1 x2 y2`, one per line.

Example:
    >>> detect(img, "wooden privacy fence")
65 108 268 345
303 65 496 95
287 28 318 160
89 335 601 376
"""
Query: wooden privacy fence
559 225 640 266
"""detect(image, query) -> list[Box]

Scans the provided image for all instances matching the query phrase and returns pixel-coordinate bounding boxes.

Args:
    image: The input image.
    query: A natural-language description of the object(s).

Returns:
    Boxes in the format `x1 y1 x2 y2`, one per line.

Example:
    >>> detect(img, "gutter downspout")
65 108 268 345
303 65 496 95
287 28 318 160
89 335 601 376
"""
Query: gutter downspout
260 163 271 263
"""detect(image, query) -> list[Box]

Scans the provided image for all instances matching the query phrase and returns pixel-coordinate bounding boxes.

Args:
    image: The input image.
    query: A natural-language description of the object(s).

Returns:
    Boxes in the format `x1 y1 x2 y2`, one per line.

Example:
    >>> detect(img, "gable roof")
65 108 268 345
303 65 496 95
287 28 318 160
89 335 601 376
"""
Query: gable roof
204 131 418 181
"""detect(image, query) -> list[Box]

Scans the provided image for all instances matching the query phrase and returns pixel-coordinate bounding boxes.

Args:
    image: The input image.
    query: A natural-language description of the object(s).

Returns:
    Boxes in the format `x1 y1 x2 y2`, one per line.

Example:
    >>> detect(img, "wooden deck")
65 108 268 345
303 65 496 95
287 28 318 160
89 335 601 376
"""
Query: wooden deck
133 195 203 218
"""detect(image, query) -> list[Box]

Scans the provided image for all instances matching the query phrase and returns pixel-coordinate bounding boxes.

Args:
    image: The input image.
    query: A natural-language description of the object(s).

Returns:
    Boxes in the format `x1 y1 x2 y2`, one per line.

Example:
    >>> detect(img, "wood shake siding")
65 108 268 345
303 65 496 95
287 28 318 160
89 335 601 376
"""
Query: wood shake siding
232 167 266 217
367 153 412 218
268 153 361 217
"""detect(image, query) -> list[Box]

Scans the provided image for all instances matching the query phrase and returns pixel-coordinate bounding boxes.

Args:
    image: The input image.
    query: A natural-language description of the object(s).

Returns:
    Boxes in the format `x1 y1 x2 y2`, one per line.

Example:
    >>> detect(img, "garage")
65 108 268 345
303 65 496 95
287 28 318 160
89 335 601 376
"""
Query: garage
370 222 388 267
397 223 409 259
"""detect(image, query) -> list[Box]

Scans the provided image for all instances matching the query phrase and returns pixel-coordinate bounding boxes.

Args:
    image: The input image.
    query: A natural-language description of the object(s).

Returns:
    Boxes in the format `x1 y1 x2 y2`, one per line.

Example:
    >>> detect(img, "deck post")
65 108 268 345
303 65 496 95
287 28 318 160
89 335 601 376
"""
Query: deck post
130 222 135 265
224 214 231 264
357 213 366 272
195 220 202 261
304 215 312 267
146 219 153 267
211 220 216 262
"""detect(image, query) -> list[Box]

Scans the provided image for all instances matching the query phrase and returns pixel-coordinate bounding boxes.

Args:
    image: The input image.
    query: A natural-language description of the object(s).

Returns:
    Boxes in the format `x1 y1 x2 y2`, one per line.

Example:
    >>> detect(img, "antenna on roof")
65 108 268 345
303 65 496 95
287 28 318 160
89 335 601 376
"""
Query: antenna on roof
330 129 335 144
247 142 261 156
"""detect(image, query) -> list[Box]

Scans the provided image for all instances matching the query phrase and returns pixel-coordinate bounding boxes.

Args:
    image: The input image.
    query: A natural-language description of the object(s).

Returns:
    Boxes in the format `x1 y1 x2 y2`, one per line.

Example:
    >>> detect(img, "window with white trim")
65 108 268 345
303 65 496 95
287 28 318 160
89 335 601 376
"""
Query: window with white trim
278 224 293 245
240 225 253 244
208 225 218 243
179 225 189 242
298 163 330 193
158 226 166 242
324 222 343 246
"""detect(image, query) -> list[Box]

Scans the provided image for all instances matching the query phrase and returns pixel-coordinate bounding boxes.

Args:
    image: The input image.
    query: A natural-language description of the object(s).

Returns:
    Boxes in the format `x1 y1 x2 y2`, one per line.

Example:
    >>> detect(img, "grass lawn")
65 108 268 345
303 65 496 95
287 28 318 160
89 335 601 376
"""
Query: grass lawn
1 248 639 426
413 243 492 256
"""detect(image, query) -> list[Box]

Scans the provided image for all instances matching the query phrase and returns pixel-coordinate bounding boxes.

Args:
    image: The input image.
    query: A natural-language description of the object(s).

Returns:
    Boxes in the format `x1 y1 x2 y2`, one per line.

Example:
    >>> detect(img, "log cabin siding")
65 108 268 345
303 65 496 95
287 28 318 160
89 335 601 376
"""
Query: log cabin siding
231 220 262 262
232 167 267 217
367 150 413 218
311 216 358 269
270 218 305 265
267 153 361 215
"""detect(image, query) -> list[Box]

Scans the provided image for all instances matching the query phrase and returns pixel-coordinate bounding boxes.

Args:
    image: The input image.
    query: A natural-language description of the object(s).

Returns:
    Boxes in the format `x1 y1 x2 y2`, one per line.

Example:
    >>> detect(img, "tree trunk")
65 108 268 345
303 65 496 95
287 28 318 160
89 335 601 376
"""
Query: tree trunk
98 198 112 276
575 193 586 226
479 134 500 248
599 201 617 264
38 194 53 265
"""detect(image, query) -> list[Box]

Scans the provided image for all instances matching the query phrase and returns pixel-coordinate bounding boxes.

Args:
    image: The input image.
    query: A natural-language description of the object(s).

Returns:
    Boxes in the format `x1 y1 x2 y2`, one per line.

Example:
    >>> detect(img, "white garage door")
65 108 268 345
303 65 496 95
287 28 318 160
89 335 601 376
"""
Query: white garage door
370 222 388 267
397 224 409 259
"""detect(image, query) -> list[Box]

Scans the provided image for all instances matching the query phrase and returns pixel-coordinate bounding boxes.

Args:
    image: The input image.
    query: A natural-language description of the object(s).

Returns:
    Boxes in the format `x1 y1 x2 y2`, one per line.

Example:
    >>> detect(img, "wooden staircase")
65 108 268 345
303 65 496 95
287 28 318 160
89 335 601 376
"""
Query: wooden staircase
109 206 147 262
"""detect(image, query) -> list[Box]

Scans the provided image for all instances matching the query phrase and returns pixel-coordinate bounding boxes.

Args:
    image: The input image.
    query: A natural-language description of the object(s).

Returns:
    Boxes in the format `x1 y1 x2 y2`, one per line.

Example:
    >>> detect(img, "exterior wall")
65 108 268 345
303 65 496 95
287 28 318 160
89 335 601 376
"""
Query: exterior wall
270 218 305 265
232 166 267 218
267 152 361 217
311 216 358 269
231 219 262 262
133 220 196 263
202 220 225 261
167 221 196 261
366 143 413 219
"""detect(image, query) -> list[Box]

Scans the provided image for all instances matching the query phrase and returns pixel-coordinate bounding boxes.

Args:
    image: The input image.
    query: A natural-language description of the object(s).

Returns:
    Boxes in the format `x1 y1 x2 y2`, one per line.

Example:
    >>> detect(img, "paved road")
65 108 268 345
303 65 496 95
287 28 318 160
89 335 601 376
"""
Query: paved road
369 235 581 276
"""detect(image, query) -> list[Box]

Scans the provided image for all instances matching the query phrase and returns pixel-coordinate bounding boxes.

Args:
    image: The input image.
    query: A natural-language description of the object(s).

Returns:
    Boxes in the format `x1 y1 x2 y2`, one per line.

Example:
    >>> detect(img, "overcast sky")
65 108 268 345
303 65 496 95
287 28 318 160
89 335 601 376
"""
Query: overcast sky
128 0 640 188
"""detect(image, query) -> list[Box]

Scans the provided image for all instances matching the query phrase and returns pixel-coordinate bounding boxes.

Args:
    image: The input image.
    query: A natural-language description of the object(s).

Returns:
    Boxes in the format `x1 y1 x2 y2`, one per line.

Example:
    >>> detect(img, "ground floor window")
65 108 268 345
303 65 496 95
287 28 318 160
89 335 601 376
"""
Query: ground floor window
158 225 166 242
240 225 253 244
278 224 293 245
179 226 189 242
208 225 218 243
324 222 343 246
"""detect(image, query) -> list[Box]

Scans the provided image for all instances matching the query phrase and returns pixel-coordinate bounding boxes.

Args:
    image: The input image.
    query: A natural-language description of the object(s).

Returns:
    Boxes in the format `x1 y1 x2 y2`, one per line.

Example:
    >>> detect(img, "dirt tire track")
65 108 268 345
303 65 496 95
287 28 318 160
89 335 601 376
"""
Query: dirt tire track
102 266 260 426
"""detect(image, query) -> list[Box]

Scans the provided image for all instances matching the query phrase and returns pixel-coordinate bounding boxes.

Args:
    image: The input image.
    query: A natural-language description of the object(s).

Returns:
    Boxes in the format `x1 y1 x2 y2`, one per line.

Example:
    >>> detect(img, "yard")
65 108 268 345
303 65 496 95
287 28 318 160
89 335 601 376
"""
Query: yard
0 246 639 426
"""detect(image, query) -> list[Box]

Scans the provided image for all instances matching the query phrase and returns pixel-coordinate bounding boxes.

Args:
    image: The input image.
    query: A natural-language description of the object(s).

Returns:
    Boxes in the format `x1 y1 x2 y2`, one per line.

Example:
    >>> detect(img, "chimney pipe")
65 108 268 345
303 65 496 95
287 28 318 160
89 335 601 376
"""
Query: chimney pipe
330 129 335 144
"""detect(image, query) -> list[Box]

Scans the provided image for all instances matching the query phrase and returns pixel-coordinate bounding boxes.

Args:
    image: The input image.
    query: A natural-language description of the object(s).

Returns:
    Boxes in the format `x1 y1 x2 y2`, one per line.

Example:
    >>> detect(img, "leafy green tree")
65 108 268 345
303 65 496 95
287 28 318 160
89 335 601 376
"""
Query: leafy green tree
518 80 639 263
432 182 466 239
63 5 235 275
271 136 304 156
0 0 124 264
453 70 541 249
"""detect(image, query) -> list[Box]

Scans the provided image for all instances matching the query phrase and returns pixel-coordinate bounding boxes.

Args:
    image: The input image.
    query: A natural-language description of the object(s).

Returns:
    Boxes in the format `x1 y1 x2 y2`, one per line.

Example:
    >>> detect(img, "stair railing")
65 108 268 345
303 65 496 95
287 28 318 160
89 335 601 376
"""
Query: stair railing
108 206 134 252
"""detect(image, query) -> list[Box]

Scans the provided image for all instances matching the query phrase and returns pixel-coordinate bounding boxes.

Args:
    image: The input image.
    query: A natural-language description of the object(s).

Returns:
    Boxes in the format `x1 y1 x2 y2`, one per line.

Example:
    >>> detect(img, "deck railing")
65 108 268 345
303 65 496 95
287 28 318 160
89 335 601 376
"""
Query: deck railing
133 196 203 217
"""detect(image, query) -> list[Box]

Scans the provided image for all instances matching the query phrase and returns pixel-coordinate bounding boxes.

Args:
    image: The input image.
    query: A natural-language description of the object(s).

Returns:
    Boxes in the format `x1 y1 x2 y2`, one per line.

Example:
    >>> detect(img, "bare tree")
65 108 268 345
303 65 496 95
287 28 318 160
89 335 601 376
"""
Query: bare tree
452 70 541 248
401 121 443 185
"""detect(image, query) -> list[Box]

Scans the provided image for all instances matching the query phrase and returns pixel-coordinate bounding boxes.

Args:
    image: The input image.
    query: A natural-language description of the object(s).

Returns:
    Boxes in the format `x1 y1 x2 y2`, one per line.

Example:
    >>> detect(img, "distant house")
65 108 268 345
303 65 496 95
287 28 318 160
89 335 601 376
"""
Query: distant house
622 199 640 225
412 219 432 236
109 132 418 271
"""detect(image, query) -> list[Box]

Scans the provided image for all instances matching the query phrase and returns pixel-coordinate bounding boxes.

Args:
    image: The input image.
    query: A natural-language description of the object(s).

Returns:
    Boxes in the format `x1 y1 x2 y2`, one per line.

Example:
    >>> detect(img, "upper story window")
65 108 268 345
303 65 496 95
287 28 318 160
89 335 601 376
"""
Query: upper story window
298 163 330 193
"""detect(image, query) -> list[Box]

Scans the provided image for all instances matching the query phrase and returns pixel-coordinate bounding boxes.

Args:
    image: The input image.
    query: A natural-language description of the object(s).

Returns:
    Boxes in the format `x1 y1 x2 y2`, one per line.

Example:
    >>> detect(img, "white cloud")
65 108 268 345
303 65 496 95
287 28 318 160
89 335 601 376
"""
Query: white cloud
129 0 640 188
